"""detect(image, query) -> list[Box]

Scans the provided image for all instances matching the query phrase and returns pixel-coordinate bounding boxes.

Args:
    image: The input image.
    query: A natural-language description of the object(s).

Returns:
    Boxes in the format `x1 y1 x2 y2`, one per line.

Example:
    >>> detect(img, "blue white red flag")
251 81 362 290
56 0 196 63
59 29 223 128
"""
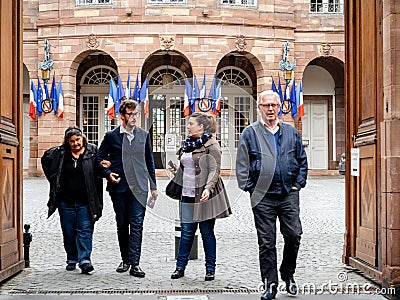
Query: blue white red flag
140 77 149 118
213 79 222 116
29 80 37 120
107 76 118 120
296 81 304 120
184 77 192 117
57 79 64 120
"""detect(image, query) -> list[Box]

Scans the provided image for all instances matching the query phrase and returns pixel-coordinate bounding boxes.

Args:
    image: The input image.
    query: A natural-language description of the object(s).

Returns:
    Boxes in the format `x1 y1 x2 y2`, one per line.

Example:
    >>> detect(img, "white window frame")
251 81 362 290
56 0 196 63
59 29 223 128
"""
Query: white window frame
80 66 117 145
76 0 112 6
309 0 343 14
221 0 257 8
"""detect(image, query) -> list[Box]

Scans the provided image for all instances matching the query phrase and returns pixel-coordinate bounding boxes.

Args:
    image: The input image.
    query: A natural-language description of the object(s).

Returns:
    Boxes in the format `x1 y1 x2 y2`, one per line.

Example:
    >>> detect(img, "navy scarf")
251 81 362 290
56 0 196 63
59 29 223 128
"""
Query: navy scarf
182 133 212 153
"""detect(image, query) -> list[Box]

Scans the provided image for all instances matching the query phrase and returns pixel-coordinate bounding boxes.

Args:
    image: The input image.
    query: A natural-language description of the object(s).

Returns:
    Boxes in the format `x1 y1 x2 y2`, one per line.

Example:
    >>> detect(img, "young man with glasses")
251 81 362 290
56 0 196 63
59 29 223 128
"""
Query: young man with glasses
98 99 158 277
236 90 308 300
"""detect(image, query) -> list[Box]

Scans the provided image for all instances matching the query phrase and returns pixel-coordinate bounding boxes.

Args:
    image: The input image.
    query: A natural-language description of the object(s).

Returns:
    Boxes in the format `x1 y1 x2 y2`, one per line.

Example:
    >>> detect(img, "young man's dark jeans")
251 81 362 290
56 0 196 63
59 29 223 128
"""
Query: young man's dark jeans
252 190 302 287
58 201 94 266
110 190 146 266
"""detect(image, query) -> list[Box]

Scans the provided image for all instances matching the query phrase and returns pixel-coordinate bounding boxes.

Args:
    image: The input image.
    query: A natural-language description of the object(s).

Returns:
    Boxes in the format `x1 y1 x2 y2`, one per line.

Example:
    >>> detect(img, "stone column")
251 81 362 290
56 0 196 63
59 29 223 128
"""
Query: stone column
381 0 400 295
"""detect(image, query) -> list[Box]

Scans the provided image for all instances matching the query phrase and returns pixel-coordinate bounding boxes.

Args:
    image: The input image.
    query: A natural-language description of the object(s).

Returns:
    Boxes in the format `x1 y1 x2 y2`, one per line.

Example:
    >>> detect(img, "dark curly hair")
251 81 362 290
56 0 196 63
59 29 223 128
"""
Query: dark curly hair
119 99 138 115
63 126 87 148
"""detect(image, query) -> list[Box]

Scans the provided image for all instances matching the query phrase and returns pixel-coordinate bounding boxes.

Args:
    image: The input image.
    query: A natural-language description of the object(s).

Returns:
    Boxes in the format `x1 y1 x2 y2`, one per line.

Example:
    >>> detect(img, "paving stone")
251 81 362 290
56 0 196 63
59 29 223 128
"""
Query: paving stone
0 176 384 298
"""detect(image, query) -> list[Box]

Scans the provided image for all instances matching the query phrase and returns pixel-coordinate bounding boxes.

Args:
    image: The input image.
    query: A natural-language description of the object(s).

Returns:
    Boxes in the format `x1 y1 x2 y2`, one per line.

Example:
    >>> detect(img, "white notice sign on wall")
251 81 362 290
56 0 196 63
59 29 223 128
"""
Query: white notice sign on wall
165 134 176 152
350 148 360 176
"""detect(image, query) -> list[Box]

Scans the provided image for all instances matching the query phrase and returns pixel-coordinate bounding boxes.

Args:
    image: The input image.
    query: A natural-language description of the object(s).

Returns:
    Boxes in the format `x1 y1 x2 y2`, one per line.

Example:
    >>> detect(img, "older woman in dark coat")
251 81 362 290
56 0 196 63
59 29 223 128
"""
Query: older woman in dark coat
41 126 103 274
170 112 231 281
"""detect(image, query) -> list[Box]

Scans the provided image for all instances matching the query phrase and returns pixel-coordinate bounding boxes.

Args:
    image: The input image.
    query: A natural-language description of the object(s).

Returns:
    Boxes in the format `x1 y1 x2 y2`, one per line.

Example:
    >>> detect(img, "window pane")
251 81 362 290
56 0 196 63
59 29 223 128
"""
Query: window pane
76 0 112 6
82 96 99 145
310 0 343 13
221 0 257 7
104 96 117 133
234 96 250 147
169 97 186 147
216 99 229 149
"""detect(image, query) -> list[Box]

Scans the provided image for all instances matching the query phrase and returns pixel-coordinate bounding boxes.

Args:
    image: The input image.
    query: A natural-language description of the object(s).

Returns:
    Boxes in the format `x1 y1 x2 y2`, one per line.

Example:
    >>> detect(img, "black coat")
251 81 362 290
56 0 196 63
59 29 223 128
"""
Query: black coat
41 143 103 219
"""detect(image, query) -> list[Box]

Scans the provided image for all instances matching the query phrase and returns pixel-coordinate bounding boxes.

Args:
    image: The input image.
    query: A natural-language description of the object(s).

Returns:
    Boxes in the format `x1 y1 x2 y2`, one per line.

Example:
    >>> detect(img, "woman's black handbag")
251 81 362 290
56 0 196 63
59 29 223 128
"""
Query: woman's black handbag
165 168 183 200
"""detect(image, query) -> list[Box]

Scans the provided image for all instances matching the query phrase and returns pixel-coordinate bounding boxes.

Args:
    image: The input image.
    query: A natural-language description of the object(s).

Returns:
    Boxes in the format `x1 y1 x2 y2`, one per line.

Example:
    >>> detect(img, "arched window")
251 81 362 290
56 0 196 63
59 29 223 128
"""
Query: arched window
217 67 252 86
81 66 117 85
216 67 253 149
149 67 185 86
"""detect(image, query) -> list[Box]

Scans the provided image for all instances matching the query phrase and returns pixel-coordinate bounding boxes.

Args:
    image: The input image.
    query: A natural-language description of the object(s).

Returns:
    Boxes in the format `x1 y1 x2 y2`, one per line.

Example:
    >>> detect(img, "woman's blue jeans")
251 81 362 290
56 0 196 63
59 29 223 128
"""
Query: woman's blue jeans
58 201 94 266
176 196 216 272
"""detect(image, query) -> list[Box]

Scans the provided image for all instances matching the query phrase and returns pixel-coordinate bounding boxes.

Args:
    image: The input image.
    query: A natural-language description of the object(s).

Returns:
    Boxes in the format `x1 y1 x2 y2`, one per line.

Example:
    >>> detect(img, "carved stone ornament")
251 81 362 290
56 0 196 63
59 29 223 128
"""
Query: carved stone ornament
87 34 99 49
319 43 334 56
159 35 175 51
235 35 247 52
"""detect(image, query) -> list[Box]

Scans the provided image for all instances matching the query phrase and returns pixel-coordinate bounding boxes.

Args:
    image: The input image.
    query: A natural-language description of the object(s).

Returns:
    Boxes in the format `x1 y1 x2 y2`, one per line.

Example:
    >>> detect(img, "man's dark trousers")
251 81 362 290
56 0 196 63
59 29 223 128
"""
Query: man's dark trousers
252 190 302 288
110 190 146 266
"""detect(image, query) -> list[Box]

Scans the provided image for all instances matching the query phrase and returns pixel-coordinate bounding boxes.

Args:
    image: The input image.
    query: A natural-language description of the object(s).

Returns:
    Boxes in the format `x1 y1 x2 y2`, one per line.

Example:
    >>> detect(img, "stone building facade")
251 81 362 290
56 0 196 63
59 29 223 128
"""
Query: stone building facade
22 0 345 175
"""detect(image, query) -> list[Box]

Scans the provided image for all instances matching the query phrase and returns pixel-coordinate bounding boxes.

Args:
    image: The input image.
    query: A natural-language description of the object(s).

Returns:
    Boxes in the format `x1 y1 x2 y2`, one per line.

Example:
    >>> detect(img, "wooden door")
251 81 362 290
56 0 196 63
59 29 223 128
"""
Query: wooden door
343 0 383 278
0 0 25 281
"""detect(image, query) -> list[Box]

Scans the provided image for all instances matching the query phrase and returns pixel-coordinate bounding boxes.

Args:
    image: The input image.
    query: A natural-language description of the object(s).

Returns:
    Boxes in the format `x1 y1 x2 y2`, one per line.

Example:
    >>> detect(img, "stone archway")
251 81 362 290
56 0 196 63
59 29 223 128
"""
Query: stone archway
75 51 119 145
303 57 345 170
141 50 191 169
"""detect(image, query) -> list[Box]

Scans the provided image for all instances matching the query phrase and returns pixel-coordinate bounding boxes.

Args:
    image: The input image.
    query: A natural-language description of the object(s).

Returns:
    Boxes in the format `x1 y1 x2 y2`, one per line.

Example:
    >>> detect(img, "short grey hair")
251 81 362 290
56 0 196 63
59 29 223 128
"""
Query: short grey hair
257 90 281 106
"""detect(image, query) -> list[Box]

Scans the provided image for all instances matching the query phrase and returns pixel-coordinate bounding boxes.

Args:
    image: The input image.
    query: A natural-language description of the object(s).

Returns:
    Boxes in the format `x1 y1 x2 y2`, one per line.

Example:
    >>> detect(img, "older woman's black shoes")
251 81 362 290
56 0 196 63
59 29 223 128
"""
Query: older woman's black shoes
66 263 76 271
80 263 94 274
66 263 93 274
171 269 185 279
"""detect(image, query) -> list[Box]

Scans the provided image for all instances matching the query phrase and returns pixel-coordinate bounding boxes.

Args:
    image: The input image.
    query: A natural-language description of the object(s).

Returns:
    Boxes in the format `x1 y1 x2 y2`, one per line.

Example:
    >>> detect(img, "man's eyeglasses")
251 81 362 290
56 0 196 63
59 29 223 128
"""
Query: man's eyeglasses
259 103 280 108
125 112 140 118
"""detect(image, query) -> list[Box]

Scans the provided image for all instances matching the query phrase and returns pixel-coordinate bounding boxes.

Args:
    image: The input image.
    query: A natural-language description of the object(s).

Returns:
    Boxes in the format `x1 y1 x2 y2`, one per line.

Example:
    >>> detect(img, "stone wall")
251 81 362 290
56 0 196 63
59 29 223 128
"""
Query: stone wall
23 0 345 174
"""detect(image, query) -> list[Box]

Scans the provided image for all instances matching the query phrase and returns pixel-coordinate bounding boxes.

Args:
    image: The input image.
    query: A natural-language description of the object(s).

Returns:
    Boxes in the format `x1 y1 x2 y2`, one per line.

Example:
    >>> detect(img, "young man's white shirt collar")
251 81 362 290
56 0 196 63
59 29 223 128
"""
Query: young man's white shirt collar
120 125 135 143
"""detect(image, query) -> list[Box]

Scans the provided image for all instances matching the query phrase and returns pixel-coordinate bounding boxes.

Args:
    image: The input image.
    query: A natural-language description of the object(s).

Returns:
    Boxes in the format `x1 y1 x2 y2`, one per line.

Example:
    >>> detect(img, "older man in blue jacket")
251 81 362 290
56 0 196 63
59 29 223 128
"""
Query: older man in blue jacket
236 90 308 300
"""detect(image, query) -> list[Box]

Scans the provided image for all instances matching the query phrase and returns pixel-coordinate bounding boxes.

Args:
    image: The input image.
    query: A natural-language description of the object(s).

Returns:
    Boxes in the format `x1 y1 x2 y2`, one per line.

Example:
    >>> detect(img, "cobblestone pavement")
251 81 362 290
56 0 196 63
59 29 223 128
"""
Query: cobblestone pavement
0 176 386 299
